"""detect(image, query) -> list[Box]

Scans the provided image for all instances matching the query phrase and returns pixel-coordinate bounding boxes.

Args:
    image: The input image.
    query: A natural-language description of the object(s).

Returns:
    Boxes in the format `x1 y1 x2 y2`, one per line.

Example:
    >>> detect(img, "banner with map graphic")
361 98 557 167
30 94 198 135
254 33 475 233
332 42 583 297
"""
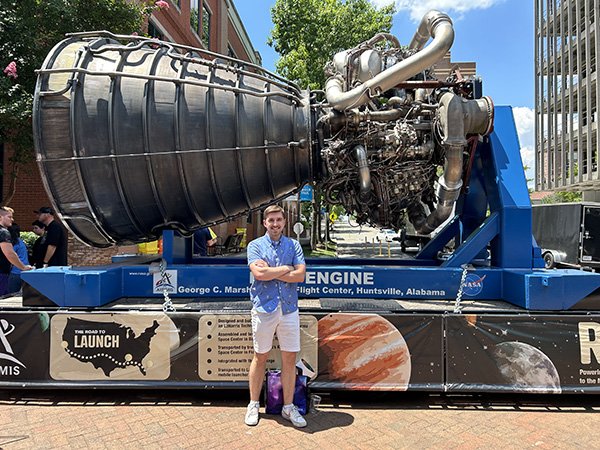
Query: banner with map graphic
49 313 177 380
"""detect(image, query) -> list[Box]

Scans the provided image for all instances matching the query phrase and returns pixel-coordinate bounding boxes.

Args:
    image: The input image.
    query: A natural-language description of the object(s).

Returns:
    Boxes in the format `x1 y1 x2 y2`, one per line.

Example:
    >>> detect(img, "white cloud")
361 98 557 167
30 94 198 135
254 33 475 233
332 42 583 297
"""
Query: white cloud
371 0 503 21
512 106 534 147
512 106 535 188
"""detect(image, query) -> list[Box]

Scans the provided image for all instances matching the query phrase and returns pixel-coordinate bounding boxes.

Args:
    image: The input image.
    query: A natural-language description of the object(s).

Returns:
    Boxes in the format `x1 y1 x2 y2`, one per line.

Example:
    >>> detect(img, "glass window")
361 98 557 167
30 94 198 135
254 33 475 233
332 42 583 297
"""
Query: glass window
202 3 211 48
148 21 164 41
190 0 200 36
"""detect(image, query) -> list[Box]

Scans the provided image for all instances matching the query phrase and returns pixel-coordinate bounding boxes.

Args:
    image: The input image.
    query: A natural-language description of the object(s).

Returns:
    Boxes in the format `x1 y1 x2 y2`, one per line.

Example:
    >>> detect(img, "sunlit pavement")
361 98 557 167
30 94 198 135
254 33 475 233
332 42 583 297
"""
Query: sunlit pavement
332 219 412 260
0 389 598 449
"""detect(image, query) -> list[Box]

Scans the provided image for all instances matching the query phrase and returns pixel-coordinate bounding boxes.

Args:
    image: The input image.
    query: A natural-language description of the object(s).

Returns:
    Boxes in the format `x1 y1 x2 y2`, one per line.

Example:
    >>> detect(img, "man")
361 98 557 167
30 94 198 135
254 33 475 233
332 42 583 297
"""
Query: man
0 208 33 295
245 205 306 427
193 227 217 256
34 207 67 267
31 220 47 269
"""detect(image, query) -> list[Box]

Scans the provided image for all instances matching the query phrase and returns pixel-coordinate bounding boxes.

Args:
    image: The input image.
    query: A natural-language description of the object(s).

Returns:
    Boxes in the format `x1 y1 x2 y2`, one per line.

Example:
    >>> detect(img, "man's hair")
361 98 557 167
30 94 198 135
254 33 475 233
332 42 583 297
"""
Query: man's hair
0 207 11 216
32 220 45 229
263 204 285 217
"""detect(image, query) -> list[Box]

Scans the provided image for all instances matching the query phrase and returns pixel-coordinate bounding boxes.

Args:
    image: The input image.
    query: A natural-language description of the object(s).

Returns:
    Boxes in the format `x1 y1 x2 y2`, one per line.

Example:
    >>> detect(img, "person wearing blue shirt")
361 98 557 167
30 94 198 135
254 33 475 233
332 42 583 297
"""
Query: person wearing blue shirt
245 205 306 428
7 223 29 294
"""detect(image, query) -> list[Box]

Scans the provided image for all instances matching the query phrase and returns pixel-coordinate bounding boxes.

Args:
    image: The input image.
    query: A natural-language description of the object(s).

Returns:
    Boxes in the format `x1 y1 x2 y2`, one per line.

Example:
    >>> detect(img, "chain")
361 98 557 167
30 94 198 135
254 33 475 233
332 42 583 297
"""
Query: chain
159 259 176 313
453 265 468 314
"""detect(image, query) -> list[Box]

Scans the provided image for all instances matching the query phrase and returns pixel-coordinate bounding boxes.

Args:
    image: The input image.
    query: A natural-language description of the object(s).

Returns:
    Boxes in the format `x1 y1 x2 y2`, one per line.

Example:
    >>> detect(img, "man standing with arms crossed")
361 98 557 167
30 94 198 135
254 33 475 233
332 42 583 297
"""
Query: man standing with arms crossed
245 205 306 427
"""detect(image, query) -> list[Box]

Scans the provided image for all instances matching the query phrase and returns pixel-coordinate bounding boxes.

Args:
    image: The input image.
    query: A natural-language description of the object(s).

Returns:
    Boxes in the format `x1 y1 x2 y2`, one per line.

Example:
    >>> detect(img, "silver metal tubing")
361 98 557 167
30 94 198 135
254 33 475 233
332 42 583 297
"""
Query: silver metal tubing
354 145 372 201
409 93 494 234
325 10 454 111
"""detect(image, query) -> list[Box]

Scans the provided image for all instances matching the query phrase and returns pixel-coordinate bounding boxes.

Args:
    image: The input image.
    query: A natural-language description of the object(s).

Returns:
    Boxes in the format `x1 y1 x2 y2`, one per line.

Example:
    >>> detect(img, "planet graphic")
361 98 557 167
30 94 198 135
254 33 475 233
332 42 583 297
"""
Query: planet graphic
492 341 562 393
318 313 411 391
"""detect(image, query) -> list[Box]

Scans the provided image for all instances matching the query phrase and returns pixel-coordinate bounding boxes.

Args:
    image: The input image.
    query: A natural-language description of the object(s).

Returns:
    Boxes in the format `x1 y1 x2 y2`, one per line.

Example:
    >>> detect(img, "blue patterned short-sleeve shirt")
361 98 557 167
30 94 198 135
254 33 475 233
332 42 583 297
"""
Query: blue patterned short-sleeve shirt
247 233 305 314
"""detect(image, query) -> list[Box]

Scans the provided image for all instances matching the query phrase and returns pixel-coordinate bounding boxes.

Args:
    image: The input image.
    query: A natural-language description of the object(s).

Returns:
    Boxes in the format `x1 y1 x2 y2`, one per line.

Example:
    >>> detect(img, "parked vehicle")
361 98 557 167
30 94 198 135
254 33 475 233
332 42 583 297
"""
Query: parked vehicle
532 202 600 270
375 229 398 242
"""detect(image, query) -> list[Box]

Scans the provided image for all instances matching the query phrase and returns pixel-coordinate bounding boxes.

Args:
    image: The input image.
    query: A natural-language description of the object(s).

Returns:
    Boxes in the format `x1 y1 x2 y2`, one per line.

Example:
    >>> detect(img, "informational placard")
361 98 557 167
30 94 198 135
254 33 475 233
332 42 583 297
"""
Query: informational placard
49 313 177 380
197 314 318 381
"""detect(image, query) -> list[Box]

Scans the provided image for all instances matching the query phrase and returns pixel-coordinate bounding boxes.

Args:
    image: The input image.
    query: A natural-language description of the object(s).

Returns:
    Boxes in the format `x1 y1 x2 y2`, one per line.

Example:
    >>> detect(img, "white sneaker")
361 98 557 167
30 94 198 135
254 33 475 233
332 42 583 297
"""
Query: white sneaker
245 402 260 426
281 405 307 428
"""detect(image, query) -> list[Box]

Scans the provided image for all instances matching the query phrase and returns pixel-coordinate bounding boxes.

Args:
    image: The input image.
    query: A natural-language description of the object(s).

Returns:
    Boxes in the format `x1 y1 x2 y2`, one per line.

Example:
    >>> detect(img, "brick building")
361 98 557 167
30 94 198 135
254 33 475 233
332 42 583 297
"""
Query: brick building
5 0 268 265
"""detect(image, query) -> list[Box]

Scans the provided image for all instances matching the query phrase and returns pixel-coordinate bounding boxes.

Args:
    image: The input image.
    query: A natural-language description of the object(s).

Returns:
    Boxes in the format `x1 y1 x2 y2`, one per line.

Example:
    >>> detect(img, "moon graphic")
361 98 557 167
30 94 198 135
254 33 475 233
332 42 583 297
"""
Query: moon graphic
492 341 562 393
318 313 411 391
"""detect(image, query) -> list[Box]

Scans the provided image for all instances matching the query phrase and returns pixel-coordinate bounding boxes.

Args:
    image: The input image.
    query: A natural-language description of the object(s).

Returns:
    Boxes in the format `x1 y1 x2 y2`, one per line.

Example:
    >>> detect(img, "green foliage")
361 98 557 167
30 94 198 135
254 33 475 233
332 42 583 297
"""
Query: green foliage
541 191 583 204
0 0 154 200
268 0 395 89
20 230 37 249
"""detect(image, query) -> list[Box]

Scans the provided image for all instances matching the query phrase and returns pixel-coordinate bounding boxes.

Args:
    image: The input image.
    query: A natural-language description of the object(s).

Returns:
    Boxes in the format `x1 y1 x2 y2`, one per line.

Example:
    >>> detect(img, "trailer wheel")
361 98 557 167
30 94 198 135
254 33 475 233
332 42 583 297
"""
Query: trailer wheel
543 252 555 269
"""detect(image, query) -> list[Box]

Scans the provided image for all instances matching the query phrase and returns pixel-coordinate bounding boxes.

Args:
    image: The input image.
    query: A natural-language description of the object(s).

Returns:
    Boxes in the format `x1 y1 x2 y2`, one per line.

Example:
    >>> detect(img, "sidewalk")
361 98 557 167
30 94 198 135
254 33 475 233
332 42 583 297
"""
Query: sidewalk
0 389 597 449
332 220 410 260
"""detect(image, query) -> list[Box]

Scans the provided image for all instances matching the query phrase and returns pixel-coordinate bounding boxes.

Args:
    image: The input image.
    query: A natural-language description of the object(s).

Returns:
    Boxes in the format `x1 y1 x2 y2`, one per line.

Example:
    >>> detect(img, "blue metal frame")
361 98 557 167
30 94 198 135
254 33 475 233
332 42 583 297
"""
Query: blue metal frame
21 106 600 310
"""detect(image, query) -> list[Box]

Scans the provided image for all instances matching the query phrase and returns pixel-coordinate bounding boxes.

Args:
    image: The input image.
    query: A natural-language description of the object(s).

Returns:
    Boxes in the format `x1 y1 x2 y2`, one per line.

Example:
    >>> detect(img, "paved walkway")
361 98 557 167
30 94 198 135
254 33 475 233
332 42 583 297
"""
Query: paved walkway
0 389 598 449
331 220 417 261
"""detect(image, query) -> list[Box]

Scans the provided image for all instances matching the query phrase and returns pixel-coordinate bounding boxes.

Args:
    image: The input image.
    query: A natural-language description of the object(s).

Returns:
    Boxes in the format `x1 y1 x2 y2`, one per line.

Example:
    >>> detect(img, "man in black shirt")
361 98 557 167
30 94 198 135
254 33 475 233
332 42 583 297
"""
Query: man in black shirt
34 206 67 267
0 208 33 295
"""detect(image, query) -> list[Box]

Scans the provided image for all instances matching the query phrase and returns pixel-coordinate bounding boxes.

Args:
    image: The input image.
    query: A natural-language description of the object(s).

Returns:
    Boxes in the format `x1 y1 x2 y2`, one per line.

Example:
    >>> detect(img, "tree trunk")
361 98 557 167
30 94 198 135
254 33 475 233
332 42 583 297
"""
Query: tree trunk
0 164 18 206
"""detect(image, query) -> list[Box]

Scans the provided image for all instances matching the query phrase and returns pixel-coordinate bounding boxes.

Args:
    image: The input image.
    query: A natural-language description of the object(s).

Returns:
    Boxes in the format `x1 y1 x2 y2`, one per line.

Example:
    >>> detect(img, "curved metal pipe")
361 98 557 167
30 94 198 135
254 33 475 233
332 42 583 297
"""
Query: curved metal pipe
354 145 372 201
409 93 494 234
325 10 454 111
365 33 401 49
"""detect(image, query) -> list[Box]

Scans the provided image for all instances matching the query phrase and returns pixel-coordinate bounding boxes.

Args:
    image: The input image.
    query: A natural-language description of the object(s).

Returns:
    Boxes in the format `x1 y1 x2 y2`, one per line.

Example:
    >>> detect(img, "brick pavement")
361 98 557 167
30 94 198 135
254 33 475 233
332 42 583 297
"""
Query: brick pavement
0 390 598 449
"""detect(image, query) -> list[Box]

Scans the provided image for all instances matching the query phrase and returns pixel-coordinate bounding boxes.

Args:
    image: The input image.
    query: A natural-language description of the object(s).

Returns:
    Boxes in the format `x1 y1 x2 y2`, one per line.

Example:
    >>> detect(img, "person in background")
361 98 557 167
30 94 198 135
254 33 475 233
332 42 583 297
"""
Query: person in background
34 206 67 267
193 227 217 256
31 220 47 269
7 223 29 294
0 208 33 295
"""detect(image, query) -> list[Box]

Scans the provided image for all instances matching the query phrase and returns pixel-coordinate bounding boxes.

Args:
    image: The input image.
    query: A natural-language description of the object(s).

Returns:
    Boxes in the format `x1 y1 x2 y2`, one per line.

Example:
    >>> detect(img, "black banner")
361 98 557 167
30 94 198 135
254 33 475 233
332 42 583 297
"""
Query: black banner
3 310 600 393
446 314 600 393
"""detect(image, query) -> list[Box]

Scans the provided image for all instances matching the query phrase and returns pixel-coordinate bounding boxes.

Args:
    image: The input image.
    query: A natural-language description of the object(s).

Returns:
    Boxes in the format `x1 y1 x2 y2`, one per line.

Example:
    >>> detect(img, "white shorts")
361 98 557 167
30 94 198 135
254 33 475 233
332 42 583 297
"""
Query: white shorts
251 304 300 354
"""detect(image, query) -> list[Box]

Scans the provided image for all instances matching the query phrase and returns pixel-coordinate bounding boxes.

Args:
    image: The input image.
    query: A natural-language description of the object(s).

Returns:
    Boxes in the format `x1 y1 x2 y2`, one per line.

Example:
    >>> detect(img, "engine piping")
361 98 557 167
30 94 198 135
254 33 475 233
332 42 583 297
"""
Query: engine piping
409 94 494 234
354 145 372 201
324 10 454 111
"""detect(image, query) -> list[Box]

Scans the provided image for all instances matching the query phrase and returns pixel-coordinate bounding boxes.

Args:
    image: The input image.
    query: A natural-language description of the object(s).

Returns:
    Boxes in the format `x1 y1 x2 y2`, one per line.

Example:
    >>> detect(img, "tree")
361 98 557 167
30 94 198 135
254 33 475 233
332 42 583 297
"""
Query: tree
268 0 395 248
541 191 583 204
0 0 162 205
268 0 395 90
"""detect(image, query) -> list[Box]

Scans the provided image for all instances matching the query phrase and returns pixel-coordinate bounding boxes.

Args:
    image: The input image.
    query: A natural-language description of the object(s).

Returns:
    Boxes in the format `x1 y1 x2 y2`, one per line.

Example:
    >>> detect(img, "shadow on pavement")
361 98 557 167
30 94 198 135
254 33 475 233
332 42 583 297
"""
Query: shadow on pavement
3 389 600 414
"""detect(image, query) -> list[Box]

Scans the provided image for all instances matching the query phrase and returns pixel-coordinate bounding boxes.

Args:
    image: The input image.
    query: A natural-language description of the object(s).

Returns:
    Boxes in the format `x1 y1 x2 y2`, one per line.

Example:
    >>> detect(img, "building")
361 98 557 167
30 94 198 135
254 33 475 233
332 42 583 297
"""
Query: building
4 0 265 264
535 0 600 198
432 52 477 80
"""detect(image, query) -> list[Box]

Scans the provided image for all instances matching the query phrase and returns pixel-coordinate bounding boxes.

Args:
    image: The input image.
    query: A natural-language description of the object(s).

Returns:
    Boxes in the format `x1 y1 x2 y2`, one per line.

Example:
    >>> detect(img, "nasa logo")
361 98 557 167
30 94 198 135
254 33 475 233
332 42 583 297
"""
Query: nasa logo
153 270 178 294
0 318 26 376
462 274 485 297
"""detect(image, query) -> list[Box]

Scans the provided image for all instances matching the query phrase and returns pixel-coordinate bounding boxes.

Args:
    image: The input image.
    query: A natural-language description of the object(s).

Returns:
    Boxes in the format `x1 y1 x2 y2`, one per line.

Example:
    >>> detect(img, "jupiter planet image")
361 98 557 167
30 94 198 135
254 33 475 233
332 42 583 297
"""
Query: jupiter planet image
318 313 411 390
492 341 562 393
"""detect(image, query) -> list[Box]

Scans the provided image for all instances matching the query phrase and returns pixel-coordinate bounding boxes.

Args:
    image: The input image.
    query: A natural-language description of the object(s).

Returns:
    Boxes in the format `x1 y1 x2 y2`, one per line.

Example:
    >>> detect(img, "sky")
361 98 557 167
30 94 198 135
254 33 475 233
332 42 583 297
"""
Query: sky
233 0 536 184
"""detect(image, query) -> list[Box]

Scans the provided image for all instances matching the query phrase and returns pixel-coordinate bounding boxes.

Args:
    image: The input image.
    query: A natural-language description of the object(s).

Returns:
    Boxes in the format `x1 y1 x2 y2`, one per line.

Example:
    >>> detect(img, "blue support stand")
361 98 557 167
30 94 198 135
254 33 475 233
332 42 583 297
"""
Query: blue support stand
20 106 600 310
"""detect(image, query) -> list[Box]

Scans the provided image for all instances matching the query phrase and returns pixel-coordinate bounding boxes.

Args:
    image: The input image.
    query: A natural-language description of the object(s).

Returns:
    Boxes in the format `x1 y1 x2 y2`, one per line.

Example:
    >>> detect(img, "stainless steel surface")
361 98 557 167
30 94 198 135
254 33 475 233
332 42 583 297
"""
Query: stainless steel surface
33 33 311 247
324 10 454 111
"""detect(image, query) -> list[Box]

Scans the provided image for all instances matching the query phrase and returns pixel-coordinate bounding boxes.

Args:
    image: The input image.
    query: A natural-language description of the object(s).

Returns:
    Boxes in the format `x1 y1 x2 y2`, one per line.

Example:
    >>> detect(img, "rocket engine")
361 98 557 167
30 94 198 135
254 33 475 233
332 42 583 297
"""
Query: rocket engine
33 10 493 247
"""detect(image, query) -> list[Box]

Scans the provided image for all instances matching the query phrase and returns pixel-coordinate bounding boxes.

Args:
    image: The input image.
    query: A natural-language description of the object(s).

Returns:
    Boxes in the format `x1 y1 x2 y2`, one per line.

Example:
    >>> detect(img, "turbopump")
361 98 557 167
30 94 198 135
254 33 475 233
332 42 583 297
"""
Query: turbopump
33 10 493 247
